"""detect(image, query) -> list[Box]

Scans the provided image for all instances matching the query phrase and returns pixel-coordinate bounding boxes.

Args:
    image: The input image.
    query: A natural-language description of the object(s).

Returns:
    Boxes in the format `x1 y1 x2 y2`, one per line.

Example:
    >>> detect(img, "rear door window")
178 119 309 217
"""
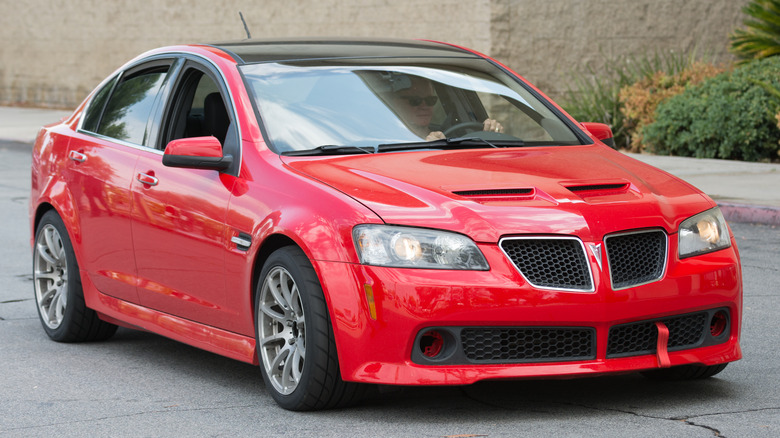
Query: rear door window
95 66 170 145
81 75 118 133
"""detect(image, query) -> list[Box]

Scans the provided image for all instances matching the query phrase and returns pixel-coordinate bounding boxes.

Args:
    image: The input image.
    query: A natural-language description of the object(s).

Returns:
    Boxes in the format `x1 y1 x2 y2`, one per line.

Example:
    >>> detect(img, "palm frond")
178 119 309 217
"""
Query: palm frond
730 0 780 60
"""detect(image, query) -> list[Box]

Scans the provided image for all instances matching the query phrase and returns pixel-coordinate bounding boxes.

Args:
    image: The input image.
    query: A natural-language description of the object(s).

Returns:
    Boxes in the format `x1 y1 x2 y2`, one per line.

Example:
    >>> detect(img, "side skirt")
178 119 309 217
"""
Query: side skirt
81 269 258 365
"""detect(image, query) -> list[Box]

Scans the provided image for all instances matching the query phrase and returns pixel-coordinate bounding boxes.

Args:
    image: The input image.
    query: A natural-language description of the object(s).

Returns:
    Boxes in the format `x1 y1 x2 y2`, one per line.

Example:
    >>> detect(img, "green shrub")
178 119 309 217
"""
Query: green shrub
619 62 724 152
643 56 780 161
561 50 712 150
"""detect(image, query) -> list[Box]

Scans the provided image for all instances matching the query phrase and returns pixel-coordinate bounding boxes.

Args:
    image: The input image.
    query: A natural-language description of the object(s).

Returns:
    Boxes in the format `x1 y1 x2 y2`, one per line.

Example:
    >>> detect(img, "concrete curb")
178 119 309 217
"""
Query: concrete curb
718 202 780 227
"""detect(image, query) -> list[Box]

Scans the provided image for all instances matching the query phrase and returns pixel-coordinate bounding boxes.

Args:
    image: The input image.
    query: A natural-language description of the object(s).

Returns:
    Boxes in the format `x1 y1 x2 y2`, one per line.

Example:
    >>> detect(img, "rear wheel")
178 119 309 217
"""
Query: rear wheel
33 210 117 342
255 246 366 410
641 363 728 380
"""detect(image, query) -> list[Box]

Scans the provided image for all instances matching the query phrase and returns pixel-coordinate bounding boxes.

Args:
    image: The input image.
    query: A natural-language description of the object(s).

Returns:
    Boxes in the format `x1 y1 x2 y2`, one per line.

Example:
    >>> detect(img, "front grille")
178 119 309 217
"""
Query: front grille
461 327 595 363
500 238 593 291
605 230 667 289
607 312 707 358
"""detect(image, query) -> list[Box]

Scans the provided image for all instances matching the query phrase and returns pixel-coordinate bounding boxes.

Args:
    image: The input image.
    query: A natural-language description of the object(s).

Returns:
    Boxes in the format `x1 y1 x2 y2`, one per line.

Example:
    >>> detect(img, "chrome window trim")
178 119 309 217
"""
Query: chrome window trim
499 236 596 293
604 228 669 291
73 131 164 155
76 56 174 145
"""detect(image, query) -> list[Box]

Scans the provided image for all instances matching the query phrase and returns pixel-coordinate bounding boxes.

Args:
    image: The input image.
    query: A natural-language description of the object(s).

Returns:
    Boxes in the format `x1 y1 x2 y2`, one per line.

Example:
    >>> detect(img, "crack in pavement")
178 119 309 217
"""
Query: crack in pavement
742 263 780 273
459 388 780 438
680 419 723 437
0 404 258 433
545 402 728 437
552 403 780 438
672 406 780 437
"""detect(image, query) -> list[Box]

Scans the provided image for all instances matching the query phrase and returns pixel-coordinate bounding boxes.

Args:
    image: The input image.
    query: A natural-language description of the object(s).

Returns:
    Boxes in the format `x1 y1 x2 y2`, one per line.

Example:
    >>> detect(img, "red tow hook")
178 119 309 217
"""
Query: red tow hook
655 321 671 368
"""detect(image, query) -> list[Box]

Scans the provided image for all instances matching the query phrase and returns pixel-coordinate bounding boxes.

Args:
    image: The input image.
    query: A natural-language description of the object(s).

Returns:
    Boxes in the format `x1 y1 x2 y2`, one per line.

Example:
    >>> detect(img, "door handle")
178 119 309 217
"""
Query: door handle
68 150 87 163
136 172 159 187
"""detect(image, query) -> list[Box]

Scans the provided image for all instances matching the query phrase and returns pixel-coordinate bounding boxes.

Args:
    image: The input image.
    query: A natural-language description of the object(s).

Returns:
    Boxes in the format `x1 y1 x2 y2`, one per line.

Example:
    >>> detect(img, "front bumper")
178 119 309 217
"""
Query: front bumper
317 238 742 385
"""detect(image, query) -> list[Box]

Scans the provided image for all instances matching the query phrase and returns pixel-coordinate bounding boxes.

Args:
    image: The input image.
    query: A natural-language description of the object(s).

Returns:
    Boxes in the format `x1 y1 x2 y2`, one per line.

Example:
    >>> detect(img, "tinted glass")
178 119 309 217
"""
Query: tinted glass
97 67 168 145
81 76 118 133
241 59 583 153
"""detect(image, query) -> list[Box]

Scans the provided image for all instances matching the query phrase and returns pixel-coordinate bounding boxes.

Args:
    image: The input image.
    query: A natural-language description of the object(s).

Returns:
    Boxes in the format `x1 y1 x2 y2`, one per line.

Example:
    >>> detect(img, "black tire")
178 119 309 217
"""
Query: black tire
33 210 118 342
254 246 367 410
641 363 728 380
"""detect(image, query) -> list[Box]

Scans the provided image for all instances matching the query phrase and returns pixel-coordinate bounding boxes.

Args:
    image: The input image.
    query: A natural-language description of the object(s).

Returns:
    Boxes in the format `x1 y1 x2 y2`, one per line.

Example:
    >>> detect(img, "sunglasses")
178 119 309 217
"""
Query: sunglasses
399 95 438 107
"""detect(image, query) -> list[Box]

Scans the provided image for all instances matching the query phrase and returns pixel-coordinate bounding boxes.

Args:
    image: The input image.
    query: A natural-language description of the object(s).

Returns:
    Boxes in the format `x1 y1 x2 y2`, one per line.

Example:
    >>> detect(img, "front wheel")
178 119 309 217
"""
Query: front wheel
255 246 366 410
33 210 117 342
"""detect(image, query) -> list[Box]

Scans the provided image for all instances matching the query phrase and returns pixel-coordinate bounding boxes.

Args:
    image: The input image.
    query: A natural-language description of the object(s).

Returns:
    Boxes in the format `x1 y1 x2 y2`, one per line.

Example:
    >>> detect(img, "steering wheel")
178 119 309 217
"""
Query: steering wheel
442 121 485 137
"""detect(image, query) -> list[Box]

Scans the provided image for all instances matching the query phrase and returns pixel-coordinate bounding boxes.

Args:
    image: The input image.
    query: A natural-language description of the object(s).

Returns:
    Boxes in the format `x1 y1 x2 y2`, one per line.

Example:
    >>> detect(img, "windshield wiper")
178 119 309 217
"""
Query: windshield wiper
377 136 523 152
281 144 376 156
448 136 501 148
283 137 526 156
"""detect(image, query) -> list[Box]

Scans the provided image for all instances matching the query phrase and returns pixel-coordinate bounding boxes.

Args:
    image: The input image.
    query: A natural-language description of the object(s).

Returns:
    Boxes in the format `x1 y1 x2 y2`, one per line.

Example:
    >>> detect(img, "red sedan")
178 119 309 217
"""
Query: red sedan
30 38 742 410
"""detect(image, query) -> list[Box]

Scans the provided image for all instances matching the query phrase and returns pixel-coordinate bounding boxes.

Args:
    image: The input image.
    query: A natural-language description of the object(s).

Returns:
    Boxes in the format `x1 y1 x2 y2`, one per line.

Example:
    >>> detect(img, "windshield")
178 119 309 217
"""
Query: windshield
240 58 585 154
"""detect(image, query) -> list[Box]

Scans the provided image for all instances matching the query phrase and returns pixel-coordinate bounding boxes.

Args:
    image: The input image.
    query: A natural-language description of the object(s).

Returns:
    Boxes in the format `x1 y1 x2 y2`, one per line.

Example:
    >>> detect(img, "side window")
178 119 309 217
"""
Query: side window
160 64 240 176
81 75 118 133
96 66 169 145
164 68 230 147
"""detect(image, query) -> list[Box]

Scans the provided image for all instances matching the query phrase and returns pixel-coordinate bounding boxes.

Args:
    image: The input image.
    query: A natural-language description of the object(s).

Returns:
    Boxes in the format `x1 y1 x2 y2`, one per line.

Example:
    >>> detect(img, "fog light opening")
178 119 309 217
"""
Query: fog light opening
710 311 728 337
420 330 444 358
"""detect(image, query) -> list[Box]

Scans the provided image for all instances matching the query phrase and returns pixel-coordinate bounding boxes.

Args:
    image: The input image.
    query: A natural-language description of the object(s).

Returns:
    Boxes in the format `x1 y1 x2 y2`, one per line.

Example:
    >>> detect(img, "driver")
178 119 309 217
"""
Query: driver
388 74 504 141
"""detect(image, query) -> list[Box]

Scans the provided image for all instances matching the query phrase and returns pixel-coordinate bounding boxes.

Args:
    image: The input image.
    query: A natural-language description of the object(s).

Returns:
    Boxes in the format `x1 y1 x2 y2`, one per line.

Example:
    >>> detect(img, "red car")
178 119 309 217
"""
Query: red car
30 38 742 410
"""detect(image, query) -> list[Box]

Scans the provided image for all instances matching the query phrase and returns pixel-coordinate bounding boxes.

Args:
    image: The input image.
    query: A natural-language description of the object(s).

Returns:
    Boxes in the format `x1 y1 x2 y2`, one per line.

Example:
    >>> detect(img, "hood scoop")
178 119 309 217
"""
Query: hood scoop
453 188 534 198
449 186 558 205
564 181 631 197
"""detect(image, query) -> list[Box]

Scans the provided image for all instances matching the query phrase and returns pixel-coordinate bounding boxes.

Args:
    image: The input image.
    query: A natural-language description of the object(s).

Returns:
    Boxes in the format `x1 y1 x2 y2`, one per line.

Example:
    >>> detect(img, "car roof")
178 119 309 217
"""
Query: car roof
207 38 481 64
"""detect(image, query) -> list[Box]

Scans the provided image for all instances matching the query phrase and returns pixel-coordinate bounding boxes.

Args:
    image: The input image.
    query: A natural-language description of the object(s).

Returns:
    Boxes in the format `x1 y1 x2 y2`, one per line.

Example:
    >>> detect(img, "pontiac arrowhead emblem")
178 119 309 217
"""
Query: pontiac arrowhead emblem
588 243 603 270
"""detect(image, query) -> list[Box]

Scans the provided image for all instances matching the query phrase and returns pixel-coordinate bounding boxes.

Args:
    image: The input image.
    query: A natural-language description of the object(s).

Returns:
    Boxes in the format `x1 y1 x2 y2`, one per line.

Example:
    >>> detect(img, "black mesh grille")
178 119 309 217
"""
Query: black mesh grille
500 238 592 291
607 312 708 357
461 327 595 363
606 230 667 289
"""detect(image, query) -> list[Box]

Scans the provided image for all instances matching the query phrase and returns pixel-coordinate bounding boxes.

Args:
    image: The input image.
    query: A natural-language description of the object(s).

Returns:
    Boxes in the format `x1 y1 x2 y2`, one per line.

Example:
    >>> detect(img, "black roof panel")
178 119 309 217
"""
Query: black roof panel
208 38 479 64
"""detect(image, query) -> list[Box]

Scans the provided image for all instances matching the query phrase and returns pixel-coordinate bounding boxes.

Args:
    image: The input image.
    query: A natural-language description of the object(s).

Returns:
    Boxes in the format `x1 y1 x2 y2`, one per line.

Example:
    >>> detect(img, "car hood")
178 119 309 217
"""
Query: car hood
281 145 713 243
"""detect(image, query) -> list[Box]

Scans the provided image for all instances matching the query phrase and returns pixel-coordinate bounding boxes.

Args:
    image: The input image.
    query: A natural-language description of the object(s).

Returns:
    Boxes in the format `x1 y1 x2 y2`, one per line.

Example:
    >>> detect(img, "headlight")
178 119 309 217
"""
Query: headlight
353 225 489 270
678 207 731 258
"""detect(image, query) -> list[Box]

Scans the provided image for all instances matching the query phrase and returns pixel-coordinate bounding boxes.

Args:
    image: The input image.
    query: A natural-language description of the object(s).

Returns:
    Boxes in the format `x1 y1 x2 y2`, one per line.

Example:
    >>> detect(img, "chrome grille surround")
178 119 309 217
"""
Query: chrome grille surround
499 236 594 292
604 229 668 290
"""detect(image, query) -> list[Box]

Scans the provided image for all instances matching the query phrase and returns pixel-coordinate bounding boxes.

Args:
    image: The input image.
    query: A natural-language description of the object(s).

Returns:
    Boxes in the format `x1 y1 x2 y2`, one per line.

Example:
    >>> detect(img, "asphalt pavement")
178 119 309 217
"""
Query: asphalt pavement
2 105 779 225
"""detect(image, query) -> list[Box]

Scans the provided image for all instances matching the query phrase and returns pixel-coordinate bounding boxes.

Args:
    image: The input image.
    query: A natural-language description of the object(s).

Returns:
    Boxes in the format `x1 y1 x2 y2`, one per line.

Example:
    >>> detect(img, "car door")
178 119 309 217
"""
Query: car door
130 62 239 331
66 62 172 303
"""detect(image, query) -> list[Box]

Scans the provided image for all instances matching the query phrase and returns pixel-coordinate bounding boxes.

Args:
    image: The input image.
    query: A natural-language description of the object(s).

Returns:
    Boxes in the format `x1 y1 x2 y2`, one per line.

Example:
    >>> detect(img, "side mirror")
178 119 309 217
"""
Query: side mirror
162 136 233 171
581 122 615 148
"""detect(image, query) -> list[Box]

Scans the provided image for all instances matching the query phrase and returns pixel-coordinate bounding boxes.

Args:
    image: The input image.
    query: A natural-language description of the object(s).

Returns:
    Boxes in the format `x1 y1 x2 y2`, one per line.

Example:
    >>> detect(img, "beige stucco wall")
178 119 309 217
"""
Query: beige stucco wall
491 0 749 98
0 0 748 109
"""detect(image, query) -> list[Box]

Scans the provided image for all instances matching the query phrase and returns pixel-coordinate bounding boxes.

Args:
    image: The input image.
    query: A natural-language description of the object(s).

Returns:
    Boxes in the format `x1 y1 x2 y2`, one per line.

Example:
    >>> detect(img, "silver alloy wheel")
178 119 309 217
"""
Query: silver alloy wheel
258 266 306 395
34 224 69 329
